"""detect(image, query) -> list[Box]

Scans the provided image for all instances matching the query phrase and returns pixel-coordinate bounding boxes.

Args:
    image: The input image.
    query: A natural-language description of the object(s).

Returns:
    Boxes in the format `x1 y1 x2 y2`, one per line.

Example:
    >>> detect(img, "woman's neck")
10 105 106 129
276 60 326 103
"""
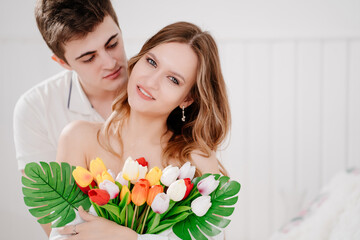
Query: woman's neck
122 111 170 146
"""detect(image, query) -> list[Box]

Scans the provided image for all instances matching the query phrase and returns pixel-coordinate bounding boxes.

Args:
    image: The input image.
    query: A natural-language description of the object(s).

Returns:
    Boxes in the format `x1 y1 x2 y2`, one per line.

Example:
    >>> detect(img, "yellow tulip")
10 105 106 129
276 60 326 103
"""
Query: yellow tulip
120 185 131 205
90 157 107 178
145 167 162 186
95 170 115 184
72 166 94 188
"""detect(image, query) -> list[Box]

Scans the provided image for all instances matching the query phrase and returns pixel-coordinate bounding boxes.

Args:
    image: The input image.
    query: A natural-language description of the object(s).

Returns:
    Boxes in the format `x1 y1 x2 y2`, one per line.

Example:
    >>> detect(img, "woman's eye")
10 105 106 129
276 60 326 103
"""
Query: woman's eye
169 76 179 85
146 58 157 67
84 55 95 63
107 41 118 49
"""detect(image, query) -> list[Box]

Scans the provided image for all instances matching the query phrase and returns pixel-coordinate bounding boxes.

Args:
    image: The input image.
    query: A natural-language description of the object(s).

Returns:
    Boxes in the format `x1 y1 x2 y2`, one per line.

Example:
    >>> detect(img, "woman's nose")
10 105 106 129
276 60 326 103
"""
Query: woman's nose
143 71 161 90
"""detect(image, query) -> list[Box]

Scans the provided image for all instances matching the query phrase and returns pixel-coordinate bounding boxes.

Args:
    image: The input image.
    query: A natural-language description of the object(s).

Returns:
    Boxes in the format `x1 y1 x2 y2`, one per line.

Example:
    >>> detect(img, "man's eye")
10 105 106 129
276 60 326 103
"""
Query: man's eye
107 42 118 49
84 55 95 63
146 58 157 67
169 76 179 85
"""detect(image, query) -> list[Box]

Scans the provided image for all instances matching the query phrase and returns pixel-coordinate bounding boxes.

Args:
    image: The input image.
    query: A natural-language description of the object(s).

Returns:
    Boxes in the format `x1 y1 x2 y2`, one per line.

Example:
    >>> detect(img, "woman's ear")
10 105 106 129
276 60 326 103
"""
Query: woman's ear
51 55 72 70
179 95 194 109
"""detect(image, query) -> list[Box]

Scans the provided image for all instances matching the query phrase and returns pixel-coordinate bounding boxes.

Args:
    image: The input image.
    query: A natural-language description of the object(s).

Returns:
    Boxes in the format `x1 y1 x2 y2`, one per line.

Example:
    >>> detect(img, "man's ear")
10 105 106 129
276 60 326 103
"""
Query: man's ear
179 95 194 109
51 55 72 70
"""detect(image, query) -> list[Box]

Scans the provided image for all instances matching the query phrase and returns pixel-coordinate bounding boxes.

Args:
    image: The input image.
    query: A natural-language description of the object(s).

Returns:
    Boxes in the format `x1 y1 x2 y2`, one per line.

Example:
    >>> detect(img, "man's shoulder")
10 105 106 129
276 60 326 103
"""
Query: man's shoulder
16 70 73 106
25 70 73 98
14 70 74 117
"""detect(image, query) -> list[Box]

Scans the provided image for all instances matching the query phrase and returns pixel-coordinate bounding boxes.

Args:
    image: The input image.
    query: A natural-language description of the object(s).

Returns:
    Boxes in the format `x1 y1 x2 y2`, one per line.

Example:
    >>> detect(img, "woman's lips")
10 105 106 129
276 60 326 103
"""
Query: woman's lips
136 85 155 100
104 67 121 80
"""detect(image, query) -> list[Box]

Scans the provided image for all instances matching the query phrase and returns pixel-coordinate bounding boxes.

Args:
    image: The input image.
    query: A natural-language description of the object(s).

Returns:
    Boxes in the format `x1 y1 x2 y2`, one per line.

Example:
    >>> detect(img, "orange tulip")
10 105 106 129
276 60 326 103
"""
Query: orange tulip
120 185 131 205
72 166 94 187
131 179 150 206
90 158 107 178
147 185 164 206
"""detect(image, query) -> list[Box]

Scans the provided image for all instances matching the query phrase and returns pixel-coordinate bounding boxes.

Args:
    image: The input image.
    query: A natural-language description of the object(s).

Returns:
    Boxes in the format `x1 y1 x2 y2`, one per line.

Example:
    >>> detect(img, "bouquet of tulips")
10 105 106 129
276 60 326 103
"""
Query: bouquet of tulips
22 157 240 239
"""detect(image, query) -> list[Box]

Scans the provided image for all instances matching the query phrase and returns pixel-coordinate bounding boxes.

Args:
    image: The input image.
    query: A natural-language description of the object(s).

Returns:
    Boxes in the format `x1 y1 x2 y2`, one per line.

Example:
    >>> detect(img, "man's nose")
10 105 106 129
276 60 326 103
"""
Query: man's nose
101 51 116 69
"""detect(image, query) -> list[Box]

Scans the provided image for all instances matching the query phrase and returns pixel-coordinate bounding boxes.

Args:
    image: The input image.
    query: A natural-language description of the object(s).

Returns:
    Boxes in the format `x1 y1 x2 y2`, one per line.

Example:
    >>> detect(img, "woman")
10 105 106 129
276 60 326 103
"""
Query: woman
54 21 230 239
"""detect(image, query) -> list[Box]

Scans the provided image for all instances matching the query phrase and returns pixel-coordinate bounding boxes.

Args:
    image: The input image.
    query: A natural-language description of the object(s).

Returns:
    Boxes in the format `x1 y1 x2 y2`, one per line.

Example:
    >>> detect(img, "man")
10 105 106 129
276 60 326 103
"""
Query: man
13 0 127 235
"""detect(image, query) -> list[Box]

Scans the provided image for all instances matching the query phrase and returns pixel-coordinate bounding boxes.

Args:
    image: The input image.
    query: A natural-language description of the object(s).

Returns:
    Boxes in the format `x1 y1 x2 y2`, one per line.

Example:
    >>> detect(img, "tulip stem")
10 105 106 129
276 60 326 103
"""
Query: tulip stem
136 205 147 231
125 206 128 227
131 206 138 229
140 205 151 234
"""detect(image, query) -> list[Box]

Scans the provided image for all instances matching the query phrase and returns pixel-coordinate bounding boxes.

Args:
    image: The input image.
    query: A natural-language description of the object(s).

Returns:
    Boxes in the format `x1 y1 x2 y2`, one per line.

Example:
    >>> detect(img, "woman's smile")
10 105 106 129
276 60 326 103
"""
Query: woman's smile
137 85 155 100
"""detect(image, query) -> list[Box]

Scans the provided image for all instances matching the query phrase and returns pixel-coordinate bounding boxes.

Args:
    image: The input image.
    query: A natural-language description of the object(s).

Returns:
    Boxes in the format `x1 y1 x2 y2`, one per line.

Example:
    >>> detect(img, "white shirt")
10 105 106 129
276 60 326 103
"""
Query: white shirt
13 70 104 170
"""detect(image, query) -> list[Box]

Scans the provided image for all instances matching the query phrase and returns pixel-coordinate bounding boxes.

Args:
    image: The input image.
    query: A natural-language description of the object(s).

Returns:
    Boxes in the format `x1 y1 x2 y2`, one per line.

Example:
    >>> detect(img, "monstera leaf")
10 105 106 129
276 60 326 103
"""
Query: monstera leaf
22 162 91 227
172 174 241 240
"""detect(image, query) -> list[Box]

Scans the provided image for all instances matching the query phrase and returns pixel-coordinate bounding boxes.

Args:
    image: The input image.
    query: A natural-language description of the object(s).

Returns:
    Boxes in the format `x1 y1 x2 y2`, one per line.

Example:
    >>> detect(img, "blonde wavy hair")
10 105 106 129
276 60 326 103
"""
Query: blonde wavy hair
99 22 230 176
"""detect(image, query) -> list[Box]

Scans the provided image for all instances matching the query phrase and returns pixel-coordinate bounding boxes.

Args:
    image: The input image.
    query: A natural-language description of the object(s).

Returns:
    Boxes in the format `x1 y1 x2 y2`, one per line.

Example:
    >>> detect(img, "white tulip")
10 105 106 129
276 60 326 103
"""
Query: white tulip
191 195 212 217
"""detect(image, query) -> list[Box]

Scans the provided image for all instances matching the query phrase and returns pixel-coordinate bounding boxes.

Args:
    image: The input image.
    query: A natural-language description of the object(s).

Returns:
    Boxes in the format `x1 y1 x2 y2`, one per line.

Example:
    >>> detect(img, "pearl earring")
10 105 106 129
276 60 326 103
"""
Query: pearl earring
181 106 186 122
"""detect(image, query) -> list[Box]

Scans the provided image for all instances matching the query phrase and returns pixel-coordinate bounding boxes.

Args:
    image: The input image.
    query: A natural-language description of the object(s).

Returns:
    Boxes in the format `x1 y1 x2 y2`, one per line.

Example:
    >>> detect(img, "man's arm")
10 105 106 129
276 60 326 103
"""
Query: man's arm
14 95 56 237
13 93 57 170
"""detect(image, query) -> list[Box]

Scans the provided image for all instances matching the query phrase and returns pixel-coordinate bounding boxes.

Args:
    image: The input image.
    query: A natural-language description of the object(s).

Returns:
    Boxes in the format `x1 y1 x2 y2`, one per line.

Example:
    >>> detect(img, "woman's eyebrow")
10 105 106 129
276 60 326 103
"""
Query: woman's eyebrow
148 52 186 82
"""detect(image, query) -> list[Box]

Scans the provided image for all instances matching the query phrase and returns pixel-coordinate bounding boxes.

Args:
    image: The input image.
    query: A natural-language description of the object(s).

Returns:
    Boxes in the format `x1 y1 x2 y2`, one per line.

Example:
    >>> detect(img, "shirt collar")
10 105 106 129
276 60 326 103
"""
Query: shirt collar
67 71 94 116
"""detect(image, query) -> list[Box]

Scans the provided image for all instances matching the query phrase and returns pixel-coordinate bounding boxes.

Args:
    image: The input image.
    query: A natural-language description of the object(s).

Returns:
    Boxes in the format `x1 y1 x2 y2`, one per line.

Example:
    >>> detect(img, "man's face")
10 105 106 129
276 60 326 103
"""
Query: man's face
62 15 127 95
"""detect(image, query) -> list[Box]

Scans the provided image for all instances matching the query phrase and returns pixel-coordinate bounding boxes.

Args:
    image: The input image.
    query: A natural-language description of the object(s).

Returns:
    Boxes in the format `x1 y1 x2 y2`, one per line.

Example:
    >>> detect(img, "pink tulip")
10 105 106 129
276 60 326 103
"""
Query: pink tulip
179 162 196 180
197 175 219 196
151 193 170 214
160 165 180 186
107 169 116 180
167 179 186 201
115 171 129 186
191 195 212 217
99 180 120 199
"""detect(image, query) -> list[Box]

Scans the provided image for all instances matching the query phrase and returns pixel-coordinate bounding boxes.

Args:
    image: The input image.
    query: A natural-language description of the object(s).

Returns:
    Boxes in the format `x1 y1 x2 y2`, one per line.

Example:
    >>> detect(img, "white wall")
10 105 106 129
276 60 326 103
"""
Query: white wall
1 0 360 239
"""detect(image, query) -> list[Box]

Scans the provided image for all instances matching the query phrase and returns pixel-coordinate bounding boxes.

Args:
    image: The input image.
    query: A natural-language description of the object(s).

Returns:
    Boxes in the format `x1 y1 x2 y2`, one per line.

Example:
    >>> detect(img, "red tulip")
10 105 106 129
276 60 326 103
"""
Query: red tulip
136 157 148 167
182 178 194 200
88 189 110 206
76 180 97 194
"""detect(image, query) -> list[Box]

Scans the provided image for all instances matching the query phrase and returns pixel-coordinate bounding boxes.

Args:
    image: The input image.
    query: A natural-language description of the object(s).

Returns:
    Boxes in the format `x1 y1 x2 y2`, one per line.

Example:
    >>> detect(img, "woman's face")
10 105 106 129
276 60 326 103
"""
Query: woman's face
127 42 198 118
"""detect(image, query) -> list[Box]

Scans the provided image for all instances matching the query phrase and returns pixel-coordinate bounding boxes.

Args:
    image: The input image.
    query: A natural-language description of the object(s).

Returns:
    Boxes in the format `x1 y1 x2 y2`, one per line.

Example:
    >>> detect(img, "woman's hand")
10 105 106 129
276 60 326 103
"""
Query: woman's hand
59 206 138 240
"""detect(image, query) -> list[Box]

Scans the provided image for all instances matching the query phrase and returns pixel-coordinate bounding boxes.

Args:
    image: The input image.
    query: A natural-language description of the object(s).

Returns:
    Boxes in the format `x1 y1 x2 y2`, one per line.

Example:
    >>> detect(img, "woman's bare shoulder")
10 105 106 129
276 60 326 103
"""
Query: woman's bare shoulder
190 150 220 174
61 120 102 138
56 120 103 166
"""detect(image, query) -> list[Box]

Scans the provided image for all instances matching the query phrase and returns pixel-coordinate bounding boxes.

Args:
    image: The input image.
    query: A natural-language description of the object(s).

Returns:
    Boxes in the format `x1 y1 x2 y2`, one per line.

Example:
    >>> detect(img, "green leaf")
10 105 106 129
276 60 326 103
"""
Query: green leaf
163 206 191 219
148 211 191 234
127 204 134 227
101 203 121 223
173 174 241 239
22 162 91 228
146 213 160 233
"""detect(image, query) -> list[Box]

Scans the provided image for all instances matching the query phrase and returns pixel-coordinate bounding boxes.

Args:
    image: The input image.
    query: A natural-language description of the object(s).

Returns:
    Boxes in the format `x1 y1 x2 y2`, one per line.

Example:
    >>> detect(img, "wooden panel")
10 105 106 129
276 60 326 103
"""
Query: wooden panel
245 42 272 239
270 41 297 231
220 42 248 239
348 41 360 168
296 41 323 206
322 41 348 183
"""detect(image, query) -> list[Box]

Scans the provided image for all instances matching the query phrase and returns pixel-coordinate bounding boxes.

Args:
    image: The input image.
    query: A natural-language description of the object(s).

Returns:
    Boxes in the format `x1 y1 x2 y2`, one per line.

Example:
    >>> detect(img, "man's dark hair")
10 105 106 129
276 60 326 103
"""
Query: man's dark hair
35 0 119 63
